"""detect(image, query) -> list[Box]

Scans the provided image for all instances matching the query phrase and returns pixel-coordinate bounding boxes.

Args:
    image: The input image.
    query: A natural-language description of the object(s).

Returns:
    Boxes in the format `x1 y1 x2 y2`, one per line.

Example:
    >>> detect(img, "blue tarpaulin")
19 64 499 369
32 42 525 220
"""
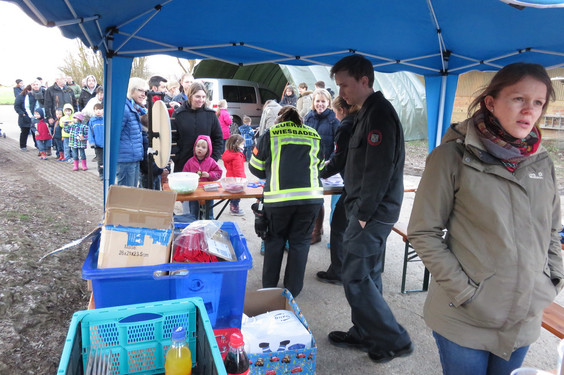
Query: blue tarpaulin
8 0 564 200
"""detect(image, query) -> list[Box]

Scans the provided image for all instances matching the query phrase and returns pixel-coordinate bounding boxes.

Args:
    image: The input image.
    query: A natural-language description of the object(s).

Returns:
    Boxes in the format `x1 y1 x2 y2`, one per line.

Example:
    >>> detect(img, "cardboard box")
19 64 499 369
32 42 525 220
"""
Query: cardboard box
97 186 177 269
243 288 316 375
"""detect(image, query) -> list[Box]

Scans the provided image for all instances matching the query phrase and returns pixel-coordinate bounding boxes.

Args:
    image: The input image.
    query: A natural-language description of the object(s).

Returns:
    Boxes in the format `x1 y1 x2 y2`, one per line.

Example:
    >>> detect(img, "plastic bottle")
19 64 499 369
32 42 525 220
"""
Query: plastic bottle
223 332 249 375
165 327 192 375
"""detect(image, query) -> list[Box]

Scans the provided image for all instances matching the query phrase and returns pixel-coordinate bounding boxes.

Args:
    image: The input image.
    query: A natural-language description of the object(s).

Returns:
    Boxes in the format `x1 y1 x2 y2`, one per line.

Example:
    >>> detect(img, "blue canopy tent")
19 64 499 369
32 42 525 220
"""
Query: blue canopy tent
9 0 564 199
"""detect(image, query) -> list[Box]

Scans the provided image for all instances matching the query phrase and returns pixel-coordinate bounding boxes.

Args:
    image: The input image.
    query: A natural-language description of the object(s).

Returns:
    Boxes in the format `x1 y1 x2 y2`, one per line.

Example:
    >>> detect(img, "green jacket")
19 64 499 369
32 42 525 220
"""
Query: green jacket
249 121 324 207
408 117 564 360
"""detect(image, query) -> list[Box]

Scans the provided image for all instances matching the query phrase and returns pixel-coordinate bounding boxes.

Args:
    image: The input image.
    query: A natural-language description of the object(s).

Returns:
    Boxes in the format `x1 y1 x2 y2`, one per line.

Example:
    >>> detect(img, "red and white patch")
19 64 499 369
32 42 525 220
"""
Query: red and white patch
367 130 382 146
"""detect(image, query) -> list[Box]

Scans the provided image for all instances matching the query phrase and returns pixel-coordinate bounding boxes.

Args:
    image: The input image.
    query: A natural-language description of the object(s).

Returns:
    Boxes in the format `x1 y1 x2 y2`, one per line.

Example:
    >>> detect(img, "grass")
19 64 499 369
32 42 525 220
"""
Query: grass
0 86 14 105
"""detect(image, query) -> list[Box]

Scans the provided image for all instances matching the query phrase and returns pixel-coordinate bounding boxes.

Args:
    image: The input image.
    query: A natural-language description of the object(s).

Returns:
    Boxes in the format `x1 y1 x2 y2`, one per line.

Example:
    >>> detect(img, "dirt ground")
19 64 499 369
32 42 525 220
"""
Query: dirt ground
0 139 431 374
0 150 102 373
0 136 563 373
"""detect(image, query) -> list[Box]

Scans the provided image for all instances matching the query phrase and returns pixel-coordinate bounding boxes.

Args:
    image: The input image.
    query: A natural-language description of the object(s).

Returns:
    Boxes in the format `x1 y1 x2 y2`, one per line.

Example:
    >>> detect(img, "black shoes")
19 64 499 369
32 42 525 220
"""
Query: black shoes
316 271 343 286
328 331 371 352
368 342 414 363
329 331 414 363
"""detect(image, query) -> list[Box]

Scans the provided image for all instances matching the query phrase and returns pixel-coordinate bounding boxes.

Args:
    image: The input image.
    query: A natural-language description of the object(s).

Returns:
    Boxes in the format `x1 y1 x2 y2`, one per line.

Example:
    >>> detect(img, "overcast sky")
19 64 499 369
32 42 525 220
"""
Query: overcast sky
0 2 184 87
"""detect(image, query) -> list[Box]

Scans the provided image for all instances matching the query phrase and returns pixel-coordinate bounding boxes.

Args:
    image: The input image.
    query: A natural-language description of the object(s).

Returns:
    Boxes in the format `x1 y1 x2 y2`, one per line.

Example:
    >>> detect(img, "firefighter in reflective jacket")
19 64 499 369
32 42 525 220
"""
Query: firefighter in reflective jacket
249 106 325 297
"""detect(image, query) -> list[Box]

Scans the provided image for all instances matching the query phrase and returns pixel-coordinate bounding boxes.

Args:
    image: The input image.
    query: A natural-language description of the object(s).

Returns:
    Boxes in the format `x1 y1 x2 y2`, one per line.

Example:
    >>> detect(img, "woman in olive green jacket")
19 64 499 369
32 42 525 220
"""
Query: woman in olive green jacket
408 63 564 375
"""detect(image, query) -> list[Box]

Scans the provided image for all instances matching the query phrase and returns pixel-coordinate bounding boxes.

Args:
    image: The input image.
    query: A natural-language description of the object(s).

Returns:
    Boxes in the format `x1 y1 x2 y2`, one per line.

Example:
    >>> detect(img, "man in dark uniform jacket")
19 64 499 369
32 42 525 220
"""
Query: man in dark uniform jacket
327 54 413 364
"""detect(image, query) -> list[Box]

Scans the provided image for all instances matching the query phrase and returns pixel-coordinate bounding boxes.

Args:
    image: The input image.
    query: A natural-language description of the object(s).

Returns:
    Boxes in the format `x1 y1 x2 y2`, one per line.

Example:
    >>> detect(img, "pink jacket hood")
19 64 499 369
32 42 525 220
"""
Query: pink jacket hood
193 134 213 158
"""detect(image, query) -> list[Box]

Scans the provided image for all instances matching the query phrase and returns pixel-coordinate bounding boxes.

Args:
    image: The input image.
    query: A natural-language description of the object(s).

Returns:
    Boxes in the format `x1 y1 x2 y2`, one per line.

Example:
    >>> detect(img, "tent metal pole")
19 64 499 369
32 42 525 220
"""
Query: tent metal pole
435 75 448 148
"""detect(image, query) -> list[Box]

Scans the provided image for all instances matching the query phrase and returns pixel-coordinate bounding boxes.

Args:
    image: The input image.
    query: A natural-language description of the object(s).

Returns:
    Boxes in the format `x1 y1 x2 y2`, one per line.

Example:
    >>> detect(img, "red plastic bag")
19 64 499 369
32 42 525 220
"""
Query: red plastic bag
173 221 220 263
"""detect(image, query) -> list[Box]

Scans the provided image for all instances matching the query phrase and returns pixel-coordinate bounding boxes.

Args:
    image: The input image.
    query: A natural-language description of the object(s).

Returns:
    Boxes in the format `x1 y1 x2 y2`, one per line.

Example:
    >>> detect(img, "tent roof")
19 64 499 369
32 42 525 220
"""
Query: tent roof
9 0 564 77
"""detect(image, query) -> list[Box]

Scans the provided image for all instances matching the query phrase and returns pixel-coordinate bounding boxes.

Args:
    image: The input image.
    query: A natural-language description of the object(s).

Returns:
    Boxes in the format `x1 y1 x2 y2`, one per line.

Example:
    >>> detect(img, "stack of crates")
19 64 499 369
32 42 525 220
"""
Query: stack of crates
82 222 253 329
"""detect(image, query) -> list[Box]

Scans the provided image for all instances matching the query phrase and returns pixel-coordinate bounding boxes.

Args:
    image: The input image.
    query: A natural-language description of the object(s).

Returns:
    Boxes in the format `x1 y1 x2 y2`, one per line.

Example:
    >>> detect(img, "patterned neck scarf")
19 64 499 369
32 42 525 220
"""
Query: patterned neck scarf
473 109 541 172
130 99 147 116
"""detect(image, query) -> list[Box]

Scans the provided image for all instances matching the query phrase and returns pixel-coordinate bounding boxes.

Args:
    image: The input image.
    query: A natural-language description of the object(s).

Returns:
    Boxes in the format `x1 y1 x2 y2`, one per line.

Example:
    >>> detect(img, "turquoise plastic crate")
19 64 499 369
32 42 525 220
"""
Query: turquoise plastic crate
57 297 226 375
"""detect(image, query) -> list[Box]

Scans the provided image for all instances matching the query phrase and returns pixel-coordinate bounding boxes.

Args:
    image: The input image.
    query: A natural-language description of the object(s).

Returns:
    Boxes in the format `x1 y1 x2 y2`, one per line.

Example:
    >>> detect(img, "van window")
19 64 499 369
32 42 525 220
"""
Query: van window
223 85 256 103
259 88 278 104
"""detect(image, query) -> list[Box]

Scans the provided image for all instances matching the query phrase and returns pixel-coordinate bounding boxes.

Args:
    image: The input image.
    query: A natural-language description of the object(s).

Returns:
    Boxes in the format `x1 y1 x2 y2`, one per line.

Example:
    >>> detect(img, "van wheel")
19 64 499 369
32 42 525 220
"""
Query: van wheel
232 116 242 126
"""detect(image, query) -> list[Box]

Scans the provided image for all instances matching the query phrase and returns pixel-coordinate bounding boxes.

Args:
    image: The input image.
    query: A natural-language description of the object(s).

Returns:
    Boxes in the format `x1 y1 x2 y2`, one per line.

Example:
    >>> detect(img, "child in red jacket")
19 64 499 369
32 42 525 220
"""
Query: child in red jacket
33 108 52 160
222 134 246 215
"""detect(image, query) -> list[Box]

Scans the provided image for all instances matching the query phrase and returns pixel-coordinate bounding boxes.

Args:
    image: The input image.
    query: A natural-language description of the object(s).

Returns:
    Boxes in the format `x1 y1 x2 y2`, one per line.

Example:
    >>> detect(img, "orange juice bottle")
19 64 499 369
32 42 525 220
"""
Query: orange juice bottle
165 327 192 375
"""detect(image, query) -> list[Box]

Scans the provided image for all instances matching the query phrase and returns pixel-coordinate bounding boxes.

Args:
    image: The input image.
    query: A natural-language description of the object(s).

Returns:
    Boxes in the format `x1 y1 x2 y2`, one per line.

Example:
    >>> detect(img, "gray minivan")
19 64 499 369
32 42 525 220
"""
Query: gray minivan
200 78 279 126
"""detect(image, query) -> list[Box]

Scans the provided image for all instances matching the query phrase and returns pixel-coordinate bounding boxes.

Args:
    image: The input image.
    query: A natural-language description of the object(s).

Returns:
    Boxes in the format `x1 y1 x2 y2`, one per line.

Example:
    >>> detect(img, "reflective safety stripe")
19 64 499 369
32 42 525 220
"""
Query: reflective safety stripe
250 155 265 170
264 187 324 203
270 136 320 191
263 121 323 204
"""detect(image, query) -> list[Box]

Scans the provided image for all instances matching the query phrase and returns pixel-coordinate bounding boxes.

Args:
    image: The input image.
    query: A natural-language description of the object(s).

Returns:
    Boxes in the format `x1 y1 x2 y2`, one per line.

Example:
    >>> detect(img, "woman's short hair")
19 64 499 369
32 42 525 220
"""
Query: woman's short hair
276 106 302 125
311 89 332 110
218 99 227 109
127 77 148 99
469 62 555 118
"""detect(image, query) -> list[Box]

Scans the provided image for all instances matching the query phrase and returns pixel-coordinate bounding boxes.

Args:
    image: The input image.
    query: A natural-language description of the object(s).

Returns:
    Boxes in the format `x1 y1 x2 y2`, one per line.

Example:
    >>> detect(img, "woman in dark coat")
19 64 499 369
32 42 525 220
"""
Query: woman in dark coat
279 85 298 107
78 75 100 111
171 81 224 216
171 82 224 172
14 85 36 151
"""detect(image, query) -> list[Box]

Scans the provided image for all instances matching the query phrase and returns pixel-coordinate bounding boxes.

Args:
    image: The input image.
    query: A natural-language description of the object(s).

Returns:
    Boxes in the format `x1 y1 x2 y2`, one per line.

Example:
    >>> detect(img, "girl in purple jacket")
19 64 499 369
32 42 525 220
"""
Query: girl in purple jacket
182 135 223 219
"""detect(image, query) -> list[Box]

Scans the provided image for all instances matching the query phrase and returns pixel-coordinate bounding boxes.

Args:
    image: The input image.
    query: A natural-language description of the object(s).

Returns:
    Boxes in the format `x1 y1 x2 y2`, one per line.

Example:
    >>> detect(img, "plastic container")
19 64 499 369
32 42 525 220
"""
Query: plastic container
165 327 192 375
57 297 226 375
82 222 253 329
168 172 200 194
223 332 249 375
221 177 247 193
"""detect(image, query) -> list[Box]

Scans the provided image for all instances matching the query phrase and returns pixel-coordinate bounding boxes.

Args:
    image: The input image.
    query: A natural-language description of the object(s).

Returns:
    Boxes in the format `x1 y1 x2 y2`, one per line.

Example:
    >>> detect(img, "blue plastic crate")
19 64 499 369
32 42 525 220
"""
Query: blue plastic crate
57 297 226 375
82 222 253 329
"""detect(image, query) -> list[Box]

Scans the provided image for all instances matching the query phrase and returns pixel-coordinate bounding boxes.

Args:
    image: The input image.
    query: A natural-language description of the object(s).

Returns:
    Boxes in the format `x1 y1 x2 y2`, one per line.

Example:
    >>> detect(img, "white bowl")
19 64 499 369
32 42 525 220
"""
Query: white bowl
222 177 247 193
168 172 200 194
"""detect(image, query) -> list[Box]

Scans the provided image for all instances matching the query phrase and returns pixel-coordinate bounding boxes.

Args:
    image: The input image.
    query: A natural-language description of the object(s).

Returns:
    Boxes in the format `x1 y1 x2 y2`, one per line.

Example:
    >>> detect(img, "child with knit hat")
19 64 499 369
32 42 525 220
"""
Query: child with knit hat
65 112 89 171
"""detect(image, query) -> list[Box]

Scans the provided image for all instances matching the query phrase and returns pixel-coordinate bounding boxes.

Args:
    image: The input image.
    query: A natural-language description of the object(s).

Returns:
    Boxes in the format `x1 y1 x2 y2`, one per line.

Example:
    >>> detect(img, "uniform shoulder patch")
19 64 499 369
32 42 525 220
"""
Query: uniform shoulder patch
367 130 382 146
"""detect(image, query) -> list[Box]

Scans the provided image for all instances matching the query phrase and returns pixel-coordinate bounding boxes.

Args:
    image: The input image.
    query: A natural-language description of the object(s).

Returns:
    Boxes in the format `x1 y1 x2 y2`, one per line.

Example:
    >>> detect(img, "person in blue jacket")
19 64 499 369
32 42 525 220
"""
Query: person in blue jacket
88 103 105 180
116 77 147 187
303 88 340 244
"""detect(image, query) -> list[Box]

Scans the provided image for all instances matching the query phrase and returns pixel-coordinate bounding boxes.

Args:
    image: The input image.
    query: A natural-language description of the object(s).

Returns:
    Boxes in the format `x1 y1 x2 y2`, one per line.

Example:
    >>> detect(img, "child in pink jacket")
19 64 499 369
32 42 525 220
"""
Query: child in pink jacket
217 99 232 151
182 135 223 219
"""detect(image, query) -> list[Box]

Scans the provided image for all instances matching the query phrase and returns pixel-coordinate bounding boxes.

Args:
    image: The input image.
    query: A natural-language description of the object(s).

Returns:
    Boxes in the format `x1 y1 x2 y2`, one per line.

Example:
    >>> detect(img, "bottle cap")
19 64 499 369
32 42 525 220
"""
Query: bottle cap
172 326 186 341
230 332 244 348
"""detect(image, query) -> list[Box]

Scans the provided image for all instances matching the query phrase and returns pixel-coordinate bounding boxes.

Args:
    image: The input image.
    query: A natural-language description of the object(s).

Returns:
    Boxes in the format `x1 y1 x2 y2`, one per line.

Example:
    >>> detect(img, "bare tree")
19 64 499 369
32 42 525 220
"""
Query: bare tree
58 40 149 85
176 58 197 75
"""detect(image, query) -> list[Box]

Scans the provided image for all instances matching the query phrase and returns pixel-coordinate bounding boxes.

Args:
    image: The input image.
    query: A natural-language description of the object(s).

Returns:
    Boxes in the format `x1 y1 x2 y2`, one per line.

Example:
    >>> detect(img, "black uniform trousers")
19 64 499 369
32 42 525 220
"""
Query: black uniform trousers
342 212 412 351
263 203 321 297
326 192 347 280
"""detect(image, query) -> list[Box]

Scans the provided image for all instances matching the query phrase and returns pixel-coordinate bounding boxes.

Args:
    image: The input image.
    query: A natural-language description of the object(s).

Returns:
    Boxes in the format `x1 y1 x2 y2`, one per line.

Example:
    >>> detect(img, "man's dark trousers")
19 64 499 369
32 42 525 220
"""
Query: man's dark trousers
341 213 411 351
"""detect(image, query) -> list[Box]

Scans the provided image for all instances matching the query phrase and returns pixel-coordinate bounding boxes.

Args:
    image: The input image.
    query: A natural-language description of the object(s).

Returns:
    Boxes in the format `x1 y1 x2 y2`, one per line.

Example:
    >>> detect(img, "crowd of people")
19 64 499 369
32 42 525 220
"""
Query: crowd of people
13 74 104 176
12 57 564 374
251 55 563 375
